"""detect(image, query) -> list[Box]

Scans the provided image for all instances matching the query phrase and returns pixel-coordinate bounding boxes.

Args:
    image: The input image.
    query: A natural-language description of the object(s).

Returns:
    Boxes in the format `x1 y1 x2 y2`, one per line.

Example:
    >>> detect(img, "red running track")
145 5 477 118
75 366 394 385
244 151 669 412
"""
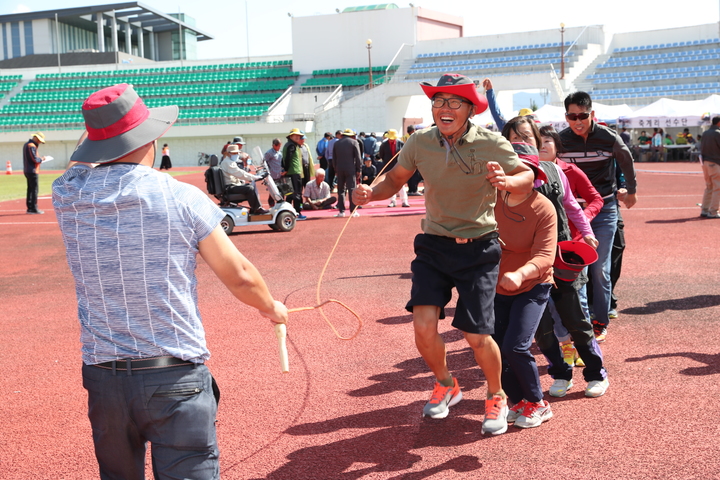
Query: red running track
1 163 719 479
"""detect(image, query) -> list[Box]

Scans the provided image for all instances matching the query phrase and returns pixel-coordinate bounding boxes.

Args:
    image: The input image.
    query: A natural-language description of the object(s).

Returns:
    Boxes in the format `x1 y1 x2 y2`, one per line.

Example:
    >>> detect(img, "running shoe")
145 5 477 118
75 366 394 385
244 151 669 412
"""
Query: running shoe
506 399 528 424
422 378 462 419
593 325 607 343
575 354 585 368
515 400 553 429
351 211 360 217
608 309 619 320
560 342 577 368
334 212 346 218
387 201 396 208
481 394 508 435
585 378 610 398
549 379 573 398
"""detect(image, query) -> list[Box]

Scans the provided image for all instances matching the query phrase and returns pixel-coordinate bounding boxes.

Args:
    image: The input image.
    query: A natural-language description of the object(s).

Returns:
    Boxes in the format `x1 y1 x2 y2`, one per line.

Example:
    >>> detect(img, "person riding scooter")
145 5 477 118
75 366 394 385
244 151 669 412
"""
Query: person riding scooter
220 144 268 214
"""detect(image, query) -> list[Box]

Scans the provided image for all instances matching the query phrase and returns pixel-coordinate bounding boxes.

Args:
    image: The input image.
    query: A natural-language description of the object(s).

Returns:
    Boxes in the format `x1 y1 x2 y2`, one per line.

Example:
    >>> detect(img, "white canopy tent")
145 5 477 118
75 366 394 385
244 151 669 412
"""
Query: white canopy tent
618 95 720 130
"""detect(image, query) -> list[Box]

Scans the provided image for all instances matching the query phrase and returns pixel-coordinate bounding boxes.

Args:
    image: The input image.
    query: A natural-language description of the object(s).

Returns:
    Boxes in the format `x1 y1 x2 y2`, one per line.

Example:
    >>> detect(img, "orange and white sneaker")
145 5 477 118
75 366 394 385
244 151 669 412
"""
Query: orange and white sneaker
481 394 509 435
422 378 462 419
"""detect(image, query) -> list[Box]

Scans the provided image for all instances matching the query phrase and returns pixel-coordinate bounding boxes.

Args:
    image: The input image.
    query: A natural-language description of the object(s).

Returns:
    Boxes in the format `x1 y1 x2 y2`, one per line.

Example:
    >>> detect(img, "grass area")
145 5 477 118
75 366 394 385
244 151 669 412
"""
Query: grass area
0 173 63 202
0 169 203 202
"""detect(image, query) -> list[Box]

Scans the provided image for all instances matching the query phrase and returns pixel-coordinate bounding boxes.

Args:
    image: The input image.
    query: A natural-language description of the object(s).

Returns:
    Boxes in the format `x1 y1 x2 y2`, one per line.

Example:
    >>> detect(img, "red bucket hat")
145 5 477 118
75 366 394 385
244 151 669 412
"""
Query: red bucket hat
553 240 599 282
71 83 178 164
420 73 488 113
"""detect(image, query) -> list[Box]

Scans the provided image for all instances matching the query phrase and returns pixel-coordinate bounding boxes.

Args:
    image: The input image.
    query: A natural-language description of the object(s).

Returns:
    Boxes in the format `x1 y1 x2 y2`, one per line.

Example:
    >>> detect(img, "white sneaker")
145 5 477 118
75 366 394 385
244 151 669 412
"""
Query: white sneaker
402 203 410 207
549 379 573 397
506 399 528 424
514 400 553 429
585 378 609 398
334 212 346 217
351 211 360 217
388 201 396 208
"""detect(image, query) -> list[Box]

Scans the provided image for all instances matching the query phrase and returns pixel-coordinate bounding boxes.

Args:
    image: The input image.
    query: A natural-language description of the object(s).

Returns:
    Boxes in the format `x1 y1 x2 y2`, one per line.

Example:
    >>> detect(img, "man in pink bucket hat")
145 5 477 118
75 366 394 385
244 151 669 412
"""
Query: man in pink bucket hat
52 84 288 478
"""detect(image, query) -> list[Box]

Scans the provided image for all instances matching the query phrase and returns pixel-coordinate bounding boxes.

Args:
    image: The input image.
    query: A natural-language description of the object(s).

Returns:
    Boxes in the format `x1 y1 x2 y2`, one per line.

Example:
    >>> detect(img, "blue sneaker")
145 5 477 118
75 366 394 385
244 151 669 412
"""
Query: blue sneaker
297 215 307 220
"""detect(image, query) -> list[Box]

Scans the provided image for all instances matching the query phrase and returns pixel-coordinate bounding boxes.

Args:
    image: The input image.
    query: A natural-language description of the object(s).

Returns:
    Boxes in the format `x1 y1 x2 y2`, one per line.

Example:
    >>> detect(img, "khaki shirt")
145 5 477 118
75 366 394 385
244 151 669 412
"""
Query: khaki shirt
398 124 520 239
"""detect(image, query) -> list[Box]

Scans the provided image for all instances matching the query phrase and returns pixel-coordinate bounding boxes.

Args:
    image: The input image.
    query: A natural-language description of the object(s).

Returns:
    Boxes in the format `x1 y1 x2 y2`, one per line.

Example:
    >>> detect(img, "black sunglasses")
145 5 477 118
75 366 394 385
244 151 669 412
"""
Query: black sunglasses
565 112 591 121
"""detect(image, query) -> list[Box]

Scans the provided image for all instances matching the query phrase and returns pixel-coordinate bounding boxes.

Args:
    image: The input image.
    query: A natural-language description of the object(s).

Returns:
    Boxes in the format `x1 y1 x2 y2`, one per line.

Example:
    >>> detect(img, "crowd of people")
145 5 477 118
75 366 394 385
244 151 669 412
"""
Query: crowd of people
43 73 720 477
215 126 425 219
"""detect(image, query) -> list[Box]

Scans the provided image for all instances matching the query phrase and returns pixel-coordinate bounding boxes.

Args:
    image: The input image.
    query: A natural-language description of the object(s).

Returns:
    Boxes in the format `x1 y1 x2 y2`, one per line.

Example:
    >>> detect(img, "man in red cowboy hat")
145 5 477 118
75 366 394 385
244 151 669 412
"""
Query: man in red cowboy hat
354 73 534 435
52 83 287 478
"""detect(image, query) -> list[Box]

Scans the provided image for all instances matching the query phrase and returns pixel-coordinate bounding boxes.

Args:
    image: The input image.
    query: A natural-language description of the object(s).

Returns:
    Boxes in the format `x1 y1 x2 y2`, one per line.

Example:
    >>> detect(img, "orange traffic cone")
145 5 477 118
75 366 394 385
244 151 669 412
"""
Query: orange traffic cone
5 161 11 175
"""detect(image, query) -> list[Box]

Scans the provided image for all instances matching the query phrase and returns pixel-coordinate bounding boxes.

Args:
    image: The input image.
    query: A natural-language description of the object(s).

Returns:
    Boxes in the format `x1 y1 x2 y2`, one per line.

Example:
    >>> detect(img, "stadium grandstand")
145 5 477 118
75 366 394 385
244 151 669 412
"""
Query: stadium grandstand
0 2 718 168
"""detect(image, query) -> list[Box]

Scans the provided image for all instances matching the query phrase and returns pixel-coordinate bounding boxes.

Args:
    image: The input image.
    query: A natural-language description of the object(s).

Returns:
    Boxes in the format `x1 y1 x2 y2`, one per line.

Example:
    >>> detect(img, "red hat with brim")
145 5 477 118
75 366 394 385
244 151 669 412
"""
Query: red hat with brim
71 83 177 164
420 73 488 114
553 240 598 282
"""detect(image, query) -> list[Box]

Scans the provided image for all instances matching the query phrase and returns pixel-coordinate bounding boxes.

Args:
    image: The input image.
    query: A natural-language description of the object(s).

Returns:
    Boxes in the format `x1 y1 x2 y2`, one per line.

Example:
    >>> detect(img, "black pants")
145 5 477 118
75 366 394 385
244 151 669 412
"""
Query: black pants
335 171 357 213
588 210 625 311
160 155 172 170
535 279 607 383
289 173 303 211
325 164 335 189
407 170 423 193
25 172 39 212
226 184 262 212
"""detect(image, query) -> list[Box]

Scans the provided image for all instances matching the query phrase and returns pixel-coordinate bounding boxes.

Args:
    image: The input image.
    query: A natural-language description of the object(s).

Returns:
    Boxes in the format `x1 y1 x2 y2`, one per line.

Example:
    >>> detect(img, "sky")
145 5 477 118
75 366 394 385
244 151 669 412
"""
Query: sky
2 0 720 60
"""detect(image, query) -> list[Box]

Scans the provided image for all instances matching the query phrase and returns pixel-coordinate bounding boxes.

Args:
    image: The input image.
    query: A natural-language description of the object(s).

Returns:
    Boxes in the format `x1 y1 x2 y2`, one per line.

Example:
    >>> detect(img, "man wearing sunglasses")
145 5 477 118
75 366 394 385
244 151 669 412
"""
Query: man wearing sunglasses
353 73 533 436
558 91 637 343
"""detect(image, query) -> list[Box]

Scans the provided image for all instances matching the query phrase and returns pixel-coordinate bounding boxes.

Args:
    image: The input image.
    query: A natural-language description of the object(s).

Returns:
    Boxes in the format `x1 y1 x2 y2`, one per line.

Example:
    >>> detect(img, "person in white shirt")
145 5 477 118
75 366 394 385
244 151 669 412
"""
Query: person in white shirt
220 144 268 214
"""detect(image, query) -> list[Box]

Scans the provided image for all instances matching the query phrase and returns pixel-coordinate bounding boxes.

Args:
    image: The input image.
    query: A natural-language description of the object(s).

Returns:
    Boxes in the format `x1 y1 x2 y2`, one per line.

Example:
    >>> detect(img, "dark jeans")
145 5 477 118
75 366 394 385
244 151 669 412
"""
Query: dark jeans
588 209 626 311
325 163 335 189
335 171 357 213
25 172 39 212
493 283 551 404
535 279 607 383
82 363 220 480
226 184 262 212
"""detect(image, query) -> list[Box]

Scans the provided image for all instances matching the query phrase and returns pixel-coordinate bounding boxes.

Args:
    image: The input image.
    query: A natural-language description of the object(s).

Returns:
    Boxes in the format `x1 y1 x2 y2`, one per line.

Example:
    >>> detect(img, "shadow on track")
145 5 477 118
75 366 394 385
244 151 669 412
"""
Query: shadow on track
645 218 707 224
620 295 720 315
252 402 491 479
626 352 720 376
345 347 484 398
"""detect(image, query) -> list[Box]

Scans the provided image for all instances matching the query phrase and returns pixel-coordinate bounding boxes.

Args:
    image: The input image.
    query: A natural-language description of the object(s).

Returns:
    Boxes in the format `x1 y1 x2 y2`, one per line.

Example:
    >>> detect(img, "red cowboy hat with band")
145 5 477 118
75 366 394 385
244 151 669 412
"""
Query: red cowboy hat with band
71 83 178 164
420 73 489 113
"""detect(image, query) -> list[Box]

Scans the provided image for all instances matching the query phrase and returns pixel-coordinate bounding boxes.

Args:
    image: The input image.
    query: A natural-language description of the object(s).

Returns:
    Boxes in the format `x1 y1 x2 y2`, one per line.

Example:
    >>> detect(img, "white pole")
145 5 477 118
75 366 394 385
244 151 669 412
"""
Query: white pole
55 13 61 73
245 1 250 62
178 7 183 65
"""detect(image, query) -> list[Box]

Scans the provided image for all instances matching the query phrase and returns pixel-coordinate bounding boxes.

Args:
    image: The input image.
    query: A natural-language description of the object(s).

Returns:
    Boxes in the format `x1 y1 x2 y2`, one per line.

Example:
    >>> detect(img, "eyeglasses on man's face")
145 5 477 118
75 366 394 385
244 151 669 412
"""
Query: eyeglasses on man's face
565 112 591 121
431 97 467 109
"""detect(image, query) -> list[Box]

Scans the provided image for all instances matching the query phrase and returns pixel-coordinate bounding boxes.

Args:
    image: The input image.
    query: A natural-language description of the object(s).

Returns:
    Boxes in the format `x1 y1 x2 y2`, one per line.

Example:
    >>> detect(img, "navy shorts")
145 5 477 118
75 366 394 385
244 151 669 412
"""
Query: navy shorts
406 233 501 335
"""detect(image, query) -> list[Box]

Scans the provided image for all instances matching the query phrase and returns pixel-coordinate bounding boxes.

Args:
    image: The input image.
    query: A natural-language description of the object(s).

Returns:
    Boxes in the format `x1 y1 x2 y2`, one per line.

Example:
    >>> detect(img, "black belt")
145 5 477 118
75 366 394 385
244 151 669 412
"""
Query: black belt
431 231 499 244
92 356 195 375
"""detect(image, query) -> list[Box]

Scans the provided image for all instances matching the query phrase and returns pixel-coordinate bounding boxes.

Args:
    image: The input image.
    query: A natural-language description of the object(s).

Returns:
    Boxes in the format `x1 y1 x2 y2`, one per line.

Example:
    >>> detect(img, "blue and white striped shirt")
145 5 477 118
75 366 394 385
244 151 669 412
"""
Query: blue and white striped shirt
52 164 225 365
